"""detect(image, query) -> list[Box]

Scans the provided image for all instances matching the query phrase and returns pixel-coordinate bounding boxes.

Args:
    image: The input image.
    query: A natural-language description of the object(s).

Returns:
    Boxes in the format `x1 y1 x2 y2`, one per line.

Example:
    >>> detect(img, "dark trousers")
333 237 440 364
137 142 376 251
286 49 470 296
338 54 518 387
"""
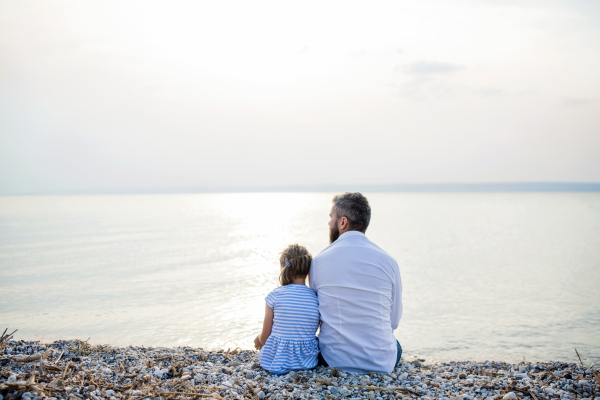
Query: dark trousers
317 339 403 368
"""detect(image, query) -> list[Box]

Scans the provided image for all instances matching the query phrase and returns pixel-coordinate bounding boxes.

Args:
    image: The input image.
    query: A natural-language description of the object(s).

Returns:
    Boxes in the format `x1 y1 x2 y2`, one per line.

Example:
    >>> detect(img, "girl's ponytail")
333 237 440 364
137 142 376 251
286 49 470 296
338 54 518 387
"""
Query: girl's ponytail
279 244 312 286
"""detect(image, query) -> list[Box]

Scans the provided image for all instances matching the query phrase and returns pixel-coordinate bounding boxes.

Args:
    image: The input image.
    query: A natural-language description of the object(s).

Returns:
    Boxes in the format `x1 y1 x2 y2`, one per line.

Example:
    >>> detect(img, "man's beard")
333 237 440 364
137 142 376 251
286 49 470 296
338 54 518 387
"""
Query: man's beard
329 224 340 244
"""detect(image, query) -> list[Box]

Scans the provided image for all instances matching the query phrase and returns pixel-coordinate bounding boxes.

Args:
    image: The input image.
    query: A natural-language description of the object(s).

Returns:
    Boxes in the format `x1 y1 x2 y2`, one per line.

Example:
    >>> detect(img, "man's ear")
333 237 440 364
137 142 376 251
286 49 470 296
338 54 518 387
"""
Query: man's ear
340 216 349 230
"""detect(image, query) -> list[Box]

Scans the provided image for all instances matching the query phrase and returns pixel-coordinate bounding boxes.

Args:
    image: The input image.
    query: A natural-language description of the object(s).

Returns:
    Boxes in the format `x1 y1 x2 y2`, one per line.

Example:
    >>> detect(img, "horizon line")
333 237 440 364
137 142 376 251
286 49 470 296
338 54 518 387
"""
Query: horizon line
2 182 600 196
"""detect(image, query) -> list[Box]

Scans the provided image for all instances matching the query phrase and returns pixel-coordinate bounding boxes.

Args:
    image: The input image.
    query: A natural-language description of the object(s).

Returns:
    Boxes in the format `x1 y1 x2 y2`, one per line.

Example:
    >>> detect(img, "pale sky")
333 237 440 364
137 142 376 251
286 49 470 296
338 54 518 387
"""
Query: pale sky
1 0 599 194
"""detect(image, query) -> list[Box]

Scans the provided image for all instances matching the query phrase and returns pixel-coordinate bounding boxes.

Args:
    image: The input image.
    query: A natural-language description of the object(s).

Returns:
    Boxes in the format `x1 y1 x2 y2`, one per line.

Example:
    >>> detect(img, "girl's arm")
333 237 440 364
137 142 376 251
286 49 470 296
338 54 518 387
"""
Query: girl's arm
254 303 274 350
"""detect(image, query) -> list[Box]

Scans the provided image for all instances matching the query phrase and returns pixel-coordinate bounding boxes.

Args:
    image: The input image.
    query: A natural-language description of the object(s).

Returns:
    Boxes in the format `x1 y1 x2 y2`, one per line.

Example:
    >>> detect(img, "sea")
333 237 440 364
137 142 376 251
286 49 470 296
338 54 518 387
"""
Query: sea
0 193 599 365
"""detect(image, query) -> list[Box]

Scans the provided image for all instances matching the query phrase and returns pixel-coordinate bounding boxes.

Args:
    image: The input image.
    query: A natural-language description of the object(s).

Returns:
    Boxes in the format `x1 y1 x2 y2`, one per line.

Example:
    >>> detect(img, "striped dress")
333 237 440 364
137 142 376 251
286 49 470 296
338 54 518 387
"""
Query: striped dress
259 284 320 374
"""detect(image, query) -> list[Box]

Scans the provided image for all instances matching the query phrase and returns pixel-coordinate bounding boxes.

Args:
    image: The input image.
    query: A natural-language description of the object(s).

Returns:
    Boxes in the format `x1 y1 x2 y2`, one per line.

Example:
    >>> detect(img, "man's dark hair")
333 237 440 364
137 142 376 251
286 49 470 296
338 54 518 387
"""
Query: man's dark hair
332 192 371 233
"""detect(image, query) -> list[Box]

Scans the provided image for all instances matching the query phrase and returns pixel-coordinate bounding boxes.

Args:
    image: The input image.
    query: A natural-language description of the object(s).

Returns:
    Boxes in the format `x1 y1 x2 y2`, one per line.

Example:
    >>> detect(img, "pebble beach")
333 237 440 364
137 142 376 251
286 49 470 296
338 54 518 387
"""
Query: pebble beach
1 339 598 400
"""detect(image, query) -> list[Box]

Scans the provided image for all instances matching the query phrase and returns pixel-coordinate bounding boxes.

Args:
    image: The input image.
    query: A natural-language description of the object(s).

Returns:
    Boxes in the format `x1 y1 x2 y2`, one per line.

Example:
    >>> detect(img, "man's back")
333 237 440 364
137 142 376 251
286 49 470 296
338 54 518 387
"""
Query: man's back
309 231 402 373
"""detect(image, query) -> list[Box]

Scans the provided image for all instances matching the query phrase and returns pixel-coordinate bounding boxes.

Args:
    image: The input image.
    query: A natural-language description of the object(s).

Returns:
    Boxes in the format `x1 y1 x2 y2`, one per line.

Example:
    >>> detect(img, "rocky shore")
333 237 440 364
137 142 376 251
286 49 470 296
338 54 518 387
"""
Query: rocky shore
0 340 598 400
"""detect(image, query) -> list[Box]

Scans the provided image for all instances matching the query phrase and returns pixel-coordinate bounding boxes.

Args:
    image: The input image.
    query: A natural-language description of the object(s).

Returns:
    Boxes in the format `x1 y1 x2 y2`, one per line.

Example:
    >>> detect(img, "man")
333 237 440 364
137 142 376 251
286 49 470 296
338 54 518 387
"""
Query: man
309 192 402 373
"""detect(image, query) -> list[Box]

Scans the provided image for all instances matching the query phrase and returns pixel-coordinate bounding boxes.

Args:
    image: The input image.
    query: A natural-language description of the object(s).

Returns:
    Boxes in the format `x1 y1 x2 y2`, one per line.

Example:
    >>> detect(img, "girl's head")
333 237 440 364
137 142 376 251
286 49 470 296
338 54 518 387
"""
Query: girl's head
279 244 312 286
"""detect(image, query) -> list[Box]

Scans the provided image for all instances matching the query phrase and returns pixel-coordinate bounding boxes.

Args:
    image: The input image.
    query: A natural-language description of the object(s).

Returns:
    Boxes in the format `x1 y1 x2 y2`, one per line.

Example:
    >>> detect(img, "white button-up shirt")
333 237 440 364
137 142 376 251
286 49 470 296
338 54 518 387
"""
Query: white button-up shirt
309 230 402 373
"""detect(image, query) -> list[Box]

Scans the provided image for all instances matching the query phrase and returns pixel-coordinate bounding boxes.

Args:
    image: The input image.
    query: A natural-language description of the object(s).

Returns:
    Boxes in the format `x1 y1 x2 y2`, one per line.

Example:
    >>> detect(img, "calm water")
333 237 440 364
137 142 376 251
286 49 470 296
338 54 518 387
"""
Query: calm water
1 193 599 364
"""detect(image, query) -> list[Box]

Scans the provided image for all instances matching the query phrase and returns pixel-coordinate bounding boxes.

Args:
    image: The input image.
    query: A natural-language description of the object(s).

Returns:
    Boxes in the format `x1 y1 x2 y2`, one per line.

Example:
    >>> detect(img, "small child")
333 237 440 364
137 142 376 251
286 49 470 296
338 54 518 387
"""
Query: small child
254 244 320 374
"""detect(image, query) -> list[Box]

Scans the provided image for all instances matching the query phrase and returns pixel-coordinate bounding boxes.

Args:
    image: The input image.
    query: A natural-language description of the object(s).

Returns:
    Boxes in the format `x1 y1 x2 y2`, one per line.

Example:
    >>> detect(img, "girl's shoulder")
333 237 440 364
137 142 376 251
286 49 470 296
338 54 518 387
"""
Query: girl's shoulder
279 284 318 300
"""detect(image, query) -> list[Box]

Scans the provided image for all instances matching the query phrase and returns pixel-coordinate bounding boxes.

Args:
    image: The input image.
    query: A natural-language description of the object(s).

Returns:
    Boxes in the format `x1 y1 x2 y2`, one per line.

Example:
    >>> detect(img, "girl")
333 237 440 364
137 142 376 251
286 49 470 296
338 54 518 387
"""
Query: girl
254 244 320 374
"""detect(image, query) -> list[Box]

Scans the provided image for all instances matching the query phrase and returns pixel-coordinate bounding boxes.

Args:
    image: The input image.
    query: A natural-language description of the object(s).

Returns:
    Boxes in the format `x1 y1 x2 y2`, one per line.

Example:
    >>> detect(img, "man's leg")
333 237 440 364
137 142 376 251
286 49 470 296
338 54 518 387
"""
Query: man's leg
395 339 402 366
317 352 329 367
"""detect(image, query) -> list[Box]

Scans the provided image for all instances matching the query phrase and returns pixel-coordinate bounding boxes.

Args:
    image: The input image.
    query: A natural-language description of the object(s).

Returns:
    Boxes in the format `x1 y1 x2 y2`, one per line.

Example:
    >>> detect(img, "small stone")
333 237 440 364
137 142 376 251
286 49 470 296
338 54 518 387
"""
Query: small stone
221 381 233 388
102 368 112 374
412 361 422 368
246 372 254 379
360 378 371 385
87 385 96 391
105 390 116 397
544 388 557 396
257 392 265 400
22 393 33 399
181 374 191 380
131 390 143 397
503 392 517 400
330 387 340 395
564 373 572 380
458 373 467 379
340 387 352 396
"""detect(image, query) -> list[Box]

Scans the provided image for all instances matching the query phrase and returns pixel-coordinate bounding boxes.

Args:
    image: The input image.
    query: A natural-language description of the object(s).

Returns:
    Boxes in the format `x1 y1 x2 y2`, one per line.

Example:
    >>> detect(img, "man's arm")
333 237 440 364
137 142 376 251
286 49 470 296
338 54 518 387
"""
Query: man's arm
308 258 318 293
391 263 403 330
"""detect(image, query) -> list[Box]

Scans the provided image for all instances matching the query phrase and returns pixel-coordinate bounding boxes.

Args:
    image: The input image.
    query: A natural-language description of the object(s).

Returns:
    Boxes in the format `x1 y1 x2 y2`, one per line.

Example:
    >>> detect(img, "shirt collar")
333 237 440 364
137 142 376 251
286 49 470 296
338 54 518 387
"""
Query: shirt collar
337 230 366 241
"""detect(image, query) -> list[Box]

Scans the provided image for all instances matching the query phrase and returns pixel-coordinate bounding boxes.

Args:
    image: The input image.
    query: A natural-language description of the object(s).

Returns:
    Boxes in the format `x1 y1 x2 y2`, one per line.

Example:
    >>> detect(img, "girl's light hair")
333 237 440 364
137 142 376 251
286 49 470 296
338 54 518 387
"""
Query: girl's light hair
279 244 312 286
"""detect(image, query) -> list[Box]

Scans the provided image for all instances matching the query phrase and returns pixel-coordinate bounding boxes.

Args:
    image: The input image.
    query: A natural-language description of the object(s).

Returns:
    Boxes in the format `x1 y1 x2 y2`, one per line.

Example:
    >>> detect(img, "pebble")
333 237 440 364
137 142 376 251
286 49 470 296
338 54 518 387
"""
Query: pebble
545 387 557 395
0 340 598 400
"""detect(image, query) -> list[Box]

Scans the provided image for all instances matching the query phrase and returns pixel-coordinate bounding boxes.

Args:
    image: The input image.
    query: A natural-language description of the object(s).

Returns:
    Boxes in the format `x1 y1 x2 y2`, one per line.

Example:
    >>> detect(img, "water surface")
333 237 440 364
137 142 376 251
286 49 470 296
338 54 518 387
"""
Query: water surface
0 193 598 364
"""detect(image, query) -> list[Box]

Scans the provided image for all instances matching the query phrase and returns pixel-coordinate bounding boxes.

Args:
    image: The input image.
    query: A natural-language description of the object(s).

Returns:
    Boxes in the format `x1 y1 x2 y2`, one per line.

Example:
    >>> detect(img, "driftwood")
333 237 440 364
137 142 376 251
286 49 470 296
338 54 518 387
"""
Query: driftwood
14 354 45 363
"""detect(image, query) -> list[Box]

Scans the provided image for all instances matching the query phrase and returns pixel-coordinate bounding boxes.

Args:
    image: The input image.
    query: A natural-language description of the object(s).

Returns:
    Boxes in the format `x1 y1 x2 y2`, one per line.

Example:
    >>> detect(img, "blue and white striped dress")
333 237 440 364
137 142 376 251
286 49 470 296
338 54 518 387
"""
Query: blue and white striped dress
259 284 320 374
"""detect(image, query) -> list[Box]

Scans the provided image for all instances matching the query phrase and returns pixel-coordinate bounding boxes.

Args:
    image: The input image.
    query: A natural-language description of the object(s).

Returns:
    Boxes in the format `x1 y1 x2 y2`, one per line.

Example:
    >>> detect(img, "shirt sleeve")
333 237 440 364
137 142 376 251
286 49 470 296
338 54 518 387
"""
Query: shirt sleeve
308 259 318 294
265 290 276 309
390 262 403 330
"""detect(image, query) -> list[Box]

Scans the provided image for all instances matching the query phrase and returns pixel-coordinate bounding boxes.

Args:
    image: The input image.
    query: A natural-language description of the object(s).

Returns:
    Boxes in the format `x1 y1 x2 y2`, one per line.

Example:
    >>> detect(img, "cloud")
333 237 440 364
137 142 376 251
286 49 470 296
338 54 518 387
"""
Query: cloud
403 61 465 74
472 88 505 97
563 97 596 107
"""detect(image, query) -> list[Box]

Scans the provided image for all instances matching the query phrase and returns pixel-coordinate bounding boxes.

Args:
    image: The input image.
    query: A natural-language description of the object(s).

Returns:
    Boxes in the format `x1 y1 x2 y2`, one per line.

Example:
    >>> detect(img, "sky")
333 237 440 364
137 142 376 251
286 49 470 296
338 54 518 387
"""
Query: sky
1 0 599 194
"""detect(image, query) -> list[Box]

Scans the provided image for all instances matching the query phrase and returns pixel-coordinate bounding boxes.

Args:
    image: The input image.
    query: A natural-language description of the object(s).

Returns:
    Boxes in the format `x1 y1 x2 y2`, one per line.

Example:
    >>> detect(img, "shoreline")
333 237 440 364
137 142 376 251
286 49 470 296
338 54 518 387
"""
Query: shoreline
0 340 598 400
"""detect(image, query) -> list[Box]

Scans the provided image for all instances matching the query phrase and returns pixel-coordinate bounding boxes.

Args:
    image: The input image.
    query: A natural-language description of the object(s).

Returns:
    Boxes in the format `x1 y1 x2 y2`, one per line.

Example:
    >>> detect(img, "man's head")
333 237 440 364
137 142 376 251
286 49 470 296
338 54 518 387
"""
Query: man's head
328 192 371 243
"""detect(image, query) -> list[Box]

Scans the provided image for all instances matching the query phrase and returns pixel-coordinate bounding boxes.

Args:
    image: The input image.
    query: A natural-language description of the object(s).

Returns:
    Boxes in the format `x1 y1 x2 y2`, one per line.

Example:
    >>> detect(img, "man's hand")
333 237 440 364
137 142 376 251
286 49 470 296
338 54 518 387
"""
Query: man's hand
254 335 263 350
